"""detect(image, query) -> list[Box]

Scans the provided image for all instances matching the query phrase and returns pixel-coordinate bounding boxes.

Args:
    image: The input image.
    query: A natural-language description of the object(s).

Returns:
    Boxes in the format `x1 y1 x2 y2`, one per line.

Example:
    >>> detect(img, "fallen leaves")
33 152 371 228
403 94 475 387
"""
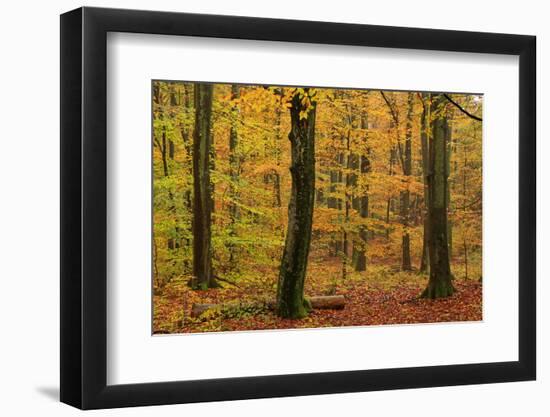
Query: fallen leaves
153 263 482 334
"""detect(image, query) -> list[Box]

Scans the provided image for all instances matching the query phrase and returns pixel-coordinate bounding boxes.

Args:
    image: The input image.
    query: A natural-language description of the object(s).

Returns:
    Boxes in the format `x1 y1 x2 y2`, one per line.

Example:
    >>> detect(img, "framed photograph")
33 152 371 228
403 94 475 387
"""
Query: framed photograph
60 6 536 409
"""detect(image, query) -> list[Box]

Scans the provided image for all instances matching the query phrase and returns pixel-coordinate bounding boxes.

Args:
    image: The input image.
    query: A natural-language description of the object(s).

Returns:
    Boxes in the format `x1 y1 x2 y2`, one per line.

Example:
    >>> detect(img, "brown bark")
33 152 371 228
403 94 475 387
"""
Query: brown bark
191 83 216 289
420 93 430 272
400 93 413 270
352 112 370 271
421 94 455 298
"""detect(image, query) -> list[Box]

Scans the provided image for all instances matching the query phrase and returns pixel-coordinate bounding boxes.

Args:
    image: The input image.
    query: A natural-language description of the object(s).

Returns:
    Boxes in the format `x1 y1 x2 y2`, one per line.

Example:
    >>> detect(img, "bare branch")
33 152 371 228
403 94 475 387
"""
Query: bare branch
444 94 482 122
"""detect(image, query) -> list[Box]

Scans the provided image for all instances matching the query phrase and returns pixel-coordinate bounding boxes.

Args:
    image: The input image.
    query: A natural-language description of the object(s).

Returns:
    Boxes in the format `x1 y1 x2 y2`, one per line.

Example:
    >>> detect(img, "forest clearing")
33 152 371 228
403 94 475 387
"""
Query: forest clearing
152 81 483 334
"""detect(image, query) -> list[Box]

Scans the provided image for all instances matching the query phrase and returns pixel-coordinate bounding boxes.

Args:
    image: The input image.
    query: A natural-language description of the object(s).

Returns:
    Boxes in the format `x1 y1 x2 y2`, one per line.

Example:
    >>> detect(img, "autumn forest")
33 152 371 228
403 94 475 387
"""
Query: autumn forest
152 81 483 334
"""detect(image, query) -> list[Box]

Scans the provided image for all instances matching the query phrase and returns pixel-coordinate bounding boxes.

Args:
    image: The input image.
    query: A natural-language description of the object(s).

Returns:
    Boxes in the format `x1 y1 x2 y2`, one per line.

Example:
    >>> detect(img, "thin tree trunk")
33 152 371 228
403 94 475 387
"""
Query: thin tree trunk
276 89 317 318
228 84 240 264
180 84 193 268
160 125 176 249
385 147 395 239
419 93 430 272
462 139 469 279
328 150 344 255
273 103 283 207
352 112 369 271
191 83 216 289
327 134 341 256
446 113 454 260
463 239 469 280
421 94 455 298
161 127 169 177
167 85 180 250
400 93 413 270
342 128 351 280
153 238 160 289
328 90 345 256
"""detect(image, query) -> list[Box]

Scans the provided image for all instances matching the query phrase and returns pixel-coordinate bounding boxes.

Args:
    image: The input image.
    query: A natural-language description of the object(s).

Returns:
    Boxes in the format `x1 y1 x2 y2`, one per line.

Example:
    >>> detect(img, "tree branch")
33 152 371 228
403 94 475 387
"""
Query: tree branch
444 94 482 122
380 91 406 173
153 136 162 150
380 91 399 125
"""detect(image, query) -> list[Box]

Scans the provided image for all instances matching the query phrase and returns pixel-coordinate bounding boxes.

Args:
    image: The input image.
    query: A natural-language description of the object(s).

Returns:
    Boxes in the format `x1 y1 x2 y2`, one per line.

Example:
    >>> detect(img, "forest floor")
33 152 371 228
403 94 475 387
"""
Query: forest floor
153 255 482 334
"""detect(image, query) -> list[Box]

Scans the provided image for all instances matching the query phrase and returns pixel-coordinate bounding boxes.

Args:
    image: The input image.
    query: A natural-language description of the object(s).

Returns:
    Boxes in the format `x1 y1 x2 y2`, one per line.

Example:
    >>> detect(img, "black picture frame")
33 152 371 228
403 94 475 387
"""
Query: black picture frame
60 6 536 410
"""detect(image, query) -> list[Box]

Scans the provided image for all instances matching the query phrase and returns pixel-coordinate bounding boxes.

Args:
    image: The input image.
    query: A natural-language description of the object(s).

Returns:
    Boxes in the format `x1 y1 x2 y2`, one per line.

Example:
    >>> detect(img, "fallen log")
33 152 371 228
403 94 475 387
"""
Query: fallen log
308 295 346 310
190 295 345 318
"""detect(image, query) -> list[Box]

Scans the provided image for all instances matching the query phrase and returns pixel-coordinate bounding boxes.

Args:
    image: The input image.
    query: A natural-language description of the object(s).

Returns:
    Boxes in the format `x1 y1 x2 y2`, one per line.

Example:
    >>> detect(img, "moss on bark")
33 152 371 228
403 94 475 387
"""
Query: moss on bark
276 89 317 319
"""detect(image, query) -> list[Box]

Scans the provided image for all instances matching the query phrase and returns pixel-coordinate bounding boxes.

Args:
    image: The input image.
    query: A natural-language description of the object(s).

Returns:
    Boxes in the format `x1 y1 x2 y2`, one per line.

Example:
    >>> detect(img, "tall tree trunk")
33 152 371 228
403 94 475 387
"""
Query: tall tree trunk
191 83 216 289
446 113 454 260
419 93 430 272
180 84 193 270
180 84 193 163
328 158 341 256
327 91 344 256
352 112 369 272
400 93 413 270
381 92 402 243
276 89 317 318
462 141 469 279
327 140 338 256
327 147 345 255
228 84 240 264
342 128 351 280
421 94 454 298
167 85 180 250
385 146 395 240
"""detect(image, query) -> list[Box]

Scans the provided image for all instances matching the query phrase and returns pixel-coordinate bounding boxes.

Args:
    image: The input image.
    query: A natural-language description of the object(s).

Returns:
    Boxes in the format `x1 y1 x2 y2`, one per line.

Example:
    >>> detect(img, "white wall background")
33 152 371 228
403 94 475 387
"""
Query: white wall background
0 0 545 415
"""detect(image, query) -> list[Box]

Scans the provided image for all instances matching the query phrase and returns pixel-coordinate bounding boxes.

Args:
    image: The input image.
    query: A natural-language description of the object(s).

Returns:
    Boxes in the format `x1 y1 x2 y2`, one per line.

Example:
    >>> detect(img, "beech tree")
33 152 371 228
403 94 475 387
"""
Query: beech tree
421 93 455 298
191 83 216 289
276 88 317 318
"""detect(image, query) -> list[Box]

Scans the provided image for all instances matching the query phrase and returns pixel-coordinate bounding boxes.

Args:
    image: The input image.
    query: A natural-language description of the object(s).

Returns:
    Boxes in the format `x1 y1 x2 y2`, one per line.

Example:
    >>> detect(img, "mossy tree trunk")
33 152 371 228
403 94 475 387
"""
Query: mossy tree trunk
421 94 455 298
276 89 317 318
191 83 216 289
